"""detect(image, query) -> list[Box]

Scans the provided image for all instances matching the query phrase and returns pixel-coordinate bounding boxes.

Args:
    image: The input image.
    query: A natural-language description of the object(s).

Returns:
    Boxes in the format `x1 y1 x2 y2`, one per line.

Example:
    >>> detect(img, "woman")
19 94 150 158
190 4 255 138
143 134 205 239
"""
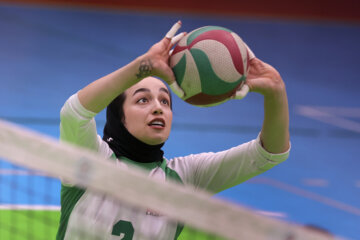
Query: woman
57 21 290 240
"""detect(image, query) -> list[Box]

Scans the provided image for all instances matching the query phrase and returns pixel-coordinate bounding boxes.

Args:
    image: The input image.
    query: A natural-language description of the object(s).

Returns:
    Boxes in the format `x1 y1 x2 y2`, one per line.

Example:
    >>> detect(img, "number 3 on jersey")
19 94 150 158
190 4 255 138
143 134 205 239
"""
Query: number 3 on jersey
112 220 134 240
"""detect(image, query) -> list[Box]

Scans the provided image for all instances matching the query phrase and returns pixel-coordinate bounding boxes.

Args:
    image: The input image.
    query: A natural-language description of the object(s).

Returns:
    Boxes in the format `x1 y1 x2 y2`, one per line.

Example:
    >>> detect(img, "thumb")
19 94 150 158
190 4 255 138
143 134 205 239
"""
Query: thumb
232 84 250 100
169 80 185 99
159 66 185 99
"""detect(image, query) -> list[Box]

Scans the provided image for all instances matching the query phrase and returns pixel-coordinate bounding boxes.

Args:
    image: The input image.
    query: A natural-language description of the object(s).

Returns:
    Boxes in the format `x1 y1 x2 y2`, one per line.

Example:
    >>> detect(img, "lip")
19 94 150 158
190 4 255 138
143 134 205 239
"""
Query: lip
148 118 166 128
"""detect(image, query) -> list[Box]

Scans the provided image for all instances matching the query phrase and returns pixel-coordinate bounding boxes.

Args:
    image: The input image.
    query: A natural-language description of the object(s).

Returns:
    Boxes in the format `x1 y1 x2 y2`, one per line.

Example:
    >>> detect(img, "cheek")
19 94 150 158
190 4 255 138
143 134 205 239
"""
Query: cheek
125 105 145 119
123 109 143 130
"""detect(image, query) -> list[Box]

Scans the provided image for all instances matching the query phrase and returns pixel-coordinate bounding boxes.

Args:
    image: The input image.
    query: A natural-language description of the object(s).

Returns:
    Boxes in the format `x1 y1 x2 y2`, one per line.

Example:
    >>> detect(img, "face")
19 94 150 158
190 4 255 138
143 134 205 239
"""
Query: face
122 77 173 145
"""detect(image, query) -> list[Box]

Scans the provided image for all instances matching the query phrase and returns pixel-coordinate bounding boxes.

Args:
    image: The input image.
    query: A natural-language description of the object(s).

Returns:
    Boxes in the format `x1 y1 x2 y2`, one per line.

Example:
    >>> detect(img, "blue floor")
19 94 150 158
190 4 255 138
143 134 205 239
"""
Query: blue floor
0 3 359 239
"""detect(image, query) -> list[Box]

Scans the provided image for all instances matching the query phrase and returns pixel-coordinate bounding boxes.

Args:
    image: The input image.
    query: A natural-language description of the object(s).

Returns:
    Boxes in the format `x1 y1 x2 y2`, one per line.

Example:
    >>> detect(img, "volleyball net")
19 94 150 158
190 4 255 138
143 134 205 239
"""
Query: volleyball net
0 119 338 240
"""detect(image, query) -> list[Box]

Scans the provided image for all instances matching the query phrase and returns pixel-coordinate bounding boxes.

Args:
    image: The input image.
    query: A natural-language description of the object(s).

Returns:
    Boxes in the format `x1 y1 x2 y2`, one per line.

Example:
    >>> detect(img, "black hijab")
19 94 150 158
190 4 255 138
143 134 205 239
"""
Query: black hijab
103 94 164 163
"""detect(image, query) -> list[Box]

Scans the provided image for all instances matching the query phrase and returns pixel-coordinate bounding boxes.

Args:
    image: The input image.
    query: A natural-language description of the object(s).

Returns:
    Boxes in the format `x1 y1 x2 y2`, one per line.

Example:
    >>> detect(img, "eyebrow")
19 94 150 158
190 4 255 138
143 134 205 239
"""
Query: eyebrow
132 87 170 97
132 88 150 96
160 87 169 95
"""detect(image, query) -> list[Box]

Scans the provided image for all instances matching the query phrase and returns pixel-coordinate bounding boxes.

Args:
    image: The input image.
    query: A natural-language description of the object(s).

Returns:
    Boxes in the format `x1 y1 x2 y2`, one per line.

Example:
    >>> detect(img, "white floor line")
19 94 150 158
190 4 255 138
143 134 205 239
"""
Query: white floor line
296 105 360 133
250 177 360 216
302 178 329 187
301 106 360 118
256 210 288 219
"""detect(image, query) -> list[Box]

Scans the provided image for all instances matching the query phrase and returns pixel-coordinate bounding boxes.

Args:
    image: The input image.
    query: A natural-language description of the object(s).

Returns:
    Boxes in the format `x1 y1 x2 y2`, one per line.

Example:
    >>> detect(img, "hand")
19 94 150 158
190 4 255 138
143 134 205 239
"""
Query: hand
232 44 284 99
246 57 285 98
143 21 186 98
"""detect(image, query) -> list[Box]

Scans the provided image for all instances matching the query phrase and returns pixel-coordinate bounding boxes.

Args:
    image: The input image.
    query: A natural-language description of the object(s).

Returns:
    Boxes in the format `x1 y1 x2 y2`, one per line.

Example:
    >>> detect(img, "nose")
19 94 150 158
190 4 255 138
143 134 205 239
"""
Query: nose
152 100 163 115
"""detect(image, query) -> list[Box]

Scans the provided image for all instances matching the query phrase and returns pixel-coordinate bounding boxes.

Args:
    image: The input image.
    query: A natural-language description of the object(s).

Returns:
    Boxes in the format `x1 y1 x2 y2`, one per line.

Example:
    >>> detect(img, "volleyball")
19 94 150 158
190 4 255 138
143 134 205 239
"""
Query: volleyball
170 26 250 106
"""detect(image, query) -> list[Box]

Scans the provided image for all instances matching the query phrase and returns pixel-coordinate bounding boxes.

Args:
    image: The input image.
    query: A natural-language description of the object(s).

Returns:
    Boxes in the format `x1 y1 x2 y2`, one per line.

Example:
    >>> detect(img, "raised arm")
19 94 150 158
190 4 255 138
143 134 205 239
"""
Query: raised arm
246 58 290 154
78 21 185 113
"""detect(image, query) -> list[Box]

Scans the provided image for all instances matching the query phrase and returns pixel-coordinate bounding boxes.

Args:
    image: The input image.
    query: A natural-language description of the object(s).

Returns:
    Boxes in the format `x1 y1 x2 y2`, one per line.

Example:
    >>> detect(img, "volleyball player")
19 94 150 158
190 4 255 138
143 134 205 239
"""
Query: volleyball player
57 21 290 240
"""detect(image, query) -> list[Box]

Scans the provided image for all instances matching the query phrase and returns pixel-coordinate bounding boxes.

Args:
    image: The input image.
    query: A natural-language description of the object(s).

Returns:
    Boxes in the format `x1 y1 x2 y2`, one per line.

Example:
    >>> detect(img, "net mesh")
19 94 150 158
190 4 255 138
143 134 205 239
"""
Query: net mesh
0 119 337 240
0 167 60 239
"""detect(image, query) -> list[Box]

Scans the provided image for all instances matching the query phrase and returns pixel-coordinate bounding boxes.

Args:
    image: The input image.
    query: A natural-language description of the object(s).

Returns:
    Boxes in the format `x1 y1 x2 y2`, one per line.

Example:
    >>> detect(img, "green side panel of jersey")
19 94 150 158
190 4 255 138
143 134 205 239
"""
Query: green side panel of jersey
56 185 85 240
159 160 185 239
174 224 185 240
164 167 184 240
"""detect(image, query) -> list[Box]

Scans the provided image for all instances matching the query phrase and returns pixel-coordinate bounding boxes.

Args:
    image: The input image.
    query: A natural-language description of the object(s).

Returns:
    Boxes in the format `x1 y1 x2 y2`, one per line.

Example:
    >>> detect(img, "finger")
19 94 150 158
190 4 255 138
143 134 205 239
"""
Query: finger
171 32 186 45
233 84 250 99
166 21 182 39
169 81 185 99
248 57 264 72
243 42 255 60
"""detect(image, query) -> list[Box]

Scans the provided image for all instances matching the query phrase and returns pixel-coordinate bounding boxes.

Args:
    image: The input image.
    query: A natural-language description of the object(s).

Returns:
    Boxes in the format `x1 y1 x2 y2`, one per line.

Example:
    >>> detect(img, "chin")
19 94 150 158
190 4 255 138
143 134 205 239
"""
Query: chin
143 136 166 146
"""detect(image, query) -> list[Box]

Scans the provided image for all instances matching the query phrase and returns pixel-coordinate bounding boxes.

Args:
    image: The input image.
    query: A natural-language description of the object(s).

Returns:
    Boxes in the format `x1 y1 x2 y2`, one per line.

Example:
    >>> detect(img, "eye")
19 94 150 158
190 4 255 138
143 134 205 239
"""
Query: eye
137 98 148 104
161 98 170 105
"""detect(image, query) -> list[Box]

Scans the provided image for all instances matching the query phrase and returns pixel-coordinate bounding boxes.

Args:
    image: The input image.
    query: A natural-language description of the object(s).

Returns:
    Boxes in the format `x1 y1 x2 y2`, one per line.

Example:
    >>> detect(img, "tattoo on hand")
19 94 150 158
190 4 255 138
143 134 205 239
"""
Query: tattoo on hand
136 59 153 79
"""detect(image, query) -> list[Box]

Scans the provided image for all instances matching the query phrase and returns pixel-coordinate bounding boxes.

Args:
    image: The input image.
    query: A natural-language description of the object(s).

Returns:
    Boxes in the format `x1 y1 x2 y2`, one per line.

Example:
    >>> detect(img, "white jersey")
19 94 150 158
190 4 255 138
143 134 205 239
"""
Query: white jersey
56 93 290 240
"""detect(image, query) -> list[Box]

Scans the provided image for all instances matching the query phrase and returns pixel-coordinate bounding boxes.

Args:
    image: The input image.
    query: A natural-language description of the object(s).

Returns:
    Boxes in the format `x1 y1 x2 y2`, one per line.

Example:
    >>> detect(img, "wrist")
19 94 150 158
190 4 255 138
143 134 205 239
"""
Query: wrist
263 79 288 113
262 75 286 99
134 55 154 80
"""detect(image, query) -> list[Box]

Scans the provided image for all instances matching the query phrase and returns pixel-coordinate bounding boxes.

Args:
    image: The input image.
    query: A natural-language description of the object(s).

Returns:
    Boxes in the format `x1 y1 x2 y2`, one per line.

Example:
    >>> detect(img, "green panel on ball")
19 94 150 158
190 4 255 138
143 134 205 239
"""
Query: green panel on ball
187 26 233 45
172 54 187 86
190 48 245 95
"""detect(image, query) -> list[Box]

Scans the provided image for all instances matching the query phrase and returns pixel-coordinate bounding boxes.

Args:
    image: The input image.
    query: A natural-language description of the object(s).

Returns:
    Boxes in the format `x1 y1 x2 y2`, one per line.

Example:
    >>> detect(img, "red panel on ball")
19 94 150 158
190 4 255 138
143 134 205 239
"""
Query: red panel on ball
173 30 245 75
185 87 239 106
